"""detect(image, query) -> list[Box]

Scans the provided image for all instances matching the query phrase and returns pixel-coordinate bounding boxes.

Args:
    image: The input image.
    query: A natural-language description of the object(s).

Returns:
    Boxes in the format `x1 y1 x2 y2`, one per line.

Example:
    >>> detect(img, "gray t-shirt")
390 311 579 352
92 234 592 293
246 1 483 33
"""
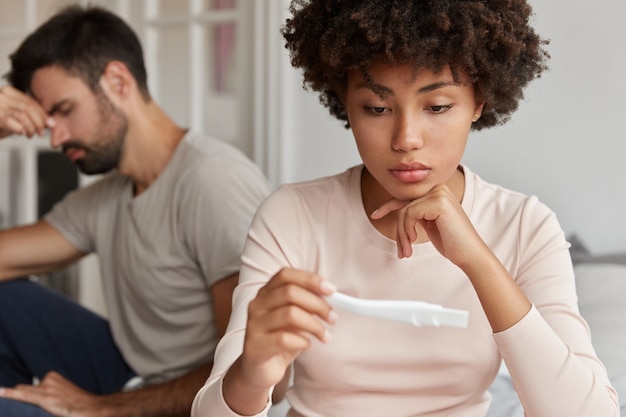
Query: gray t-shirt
45 132 271 383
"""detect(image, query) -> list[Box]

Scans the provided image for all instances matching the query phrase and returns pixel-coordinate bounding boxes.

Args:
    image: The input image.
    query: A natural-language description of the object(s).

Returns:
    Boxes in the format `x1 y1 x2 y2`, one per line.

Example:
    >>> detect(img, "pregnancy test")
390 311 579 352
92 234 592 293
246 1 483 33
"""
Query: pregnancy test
326 291 469 328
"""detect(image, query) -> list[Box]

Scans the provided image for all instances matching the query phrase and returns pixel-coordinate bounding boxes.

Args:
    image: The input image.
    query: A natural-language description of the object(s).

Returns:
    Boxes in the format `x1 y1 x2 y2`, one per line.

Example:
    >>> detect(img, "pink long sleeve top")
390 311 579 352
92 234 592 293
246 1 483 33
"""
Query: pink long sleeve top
192 165 619 417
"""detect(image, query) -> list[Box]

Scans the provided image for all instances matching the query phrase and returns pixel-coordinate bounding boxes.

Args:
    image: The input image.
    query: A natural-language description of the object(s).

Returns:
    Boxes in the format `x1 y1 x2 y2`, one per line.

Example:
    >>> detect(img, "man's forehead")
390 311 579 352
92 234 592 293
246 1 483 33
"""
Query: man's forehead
30 65 89 107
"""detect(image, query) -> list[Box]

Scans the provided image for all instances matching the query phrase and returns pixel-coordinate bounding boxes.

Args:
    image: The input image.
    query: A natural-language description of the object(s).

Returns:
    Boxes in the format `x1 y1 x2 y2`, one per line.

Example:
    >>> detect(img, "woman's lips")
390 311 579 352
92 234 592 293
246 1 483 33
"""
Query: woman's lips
389 164 430 183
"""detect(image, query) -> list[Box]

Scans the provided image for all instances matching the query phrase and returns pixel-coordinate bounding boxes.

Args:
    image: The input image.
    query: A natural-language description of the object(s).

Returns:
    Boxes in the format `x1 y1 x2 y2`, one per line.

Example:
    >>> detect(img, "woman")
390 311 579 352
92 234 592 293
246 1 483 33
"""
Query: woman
192 1 619 416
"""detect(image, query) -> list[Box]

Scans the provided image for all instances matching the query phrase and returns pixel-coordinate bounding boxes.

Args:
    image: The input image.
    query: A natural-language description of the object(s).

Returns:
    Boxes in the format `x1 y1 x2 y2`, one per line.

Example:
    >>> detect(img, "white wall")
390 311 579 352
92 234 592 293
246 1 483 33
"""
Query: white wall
3 1 625 254
464 0 626 254
272 0 626 254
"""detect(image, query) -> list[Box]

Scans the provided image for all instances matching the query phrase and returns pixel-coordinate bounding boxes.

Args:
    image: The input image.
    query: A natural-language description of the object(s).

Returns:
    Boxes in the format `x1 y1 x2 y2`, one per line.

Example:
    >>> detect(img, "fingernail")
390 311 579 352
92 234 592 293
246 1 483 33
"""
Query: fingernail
370 209 379 218
46 117 56 127
328 310 339 324
323 330 332 344
320 280 337 294
0 387 5 396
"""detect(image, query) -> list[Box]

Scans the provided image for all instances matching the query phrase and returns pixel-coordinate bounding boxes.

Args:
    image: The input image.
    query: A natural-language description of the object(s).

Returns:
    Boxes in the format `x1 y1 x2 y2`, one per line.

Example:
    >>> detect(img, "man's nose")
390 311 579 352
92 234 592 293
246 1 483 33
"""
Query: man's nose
49 122 70 148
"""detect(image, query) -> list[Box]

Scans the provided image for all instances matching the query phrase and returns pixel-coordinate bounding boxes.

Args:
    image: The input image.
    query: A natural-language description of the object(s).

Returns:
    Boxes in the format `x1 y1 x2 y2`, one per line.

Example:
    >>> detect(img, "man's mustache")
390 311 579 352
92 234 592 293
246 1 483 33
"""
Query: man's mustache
62 141 88 153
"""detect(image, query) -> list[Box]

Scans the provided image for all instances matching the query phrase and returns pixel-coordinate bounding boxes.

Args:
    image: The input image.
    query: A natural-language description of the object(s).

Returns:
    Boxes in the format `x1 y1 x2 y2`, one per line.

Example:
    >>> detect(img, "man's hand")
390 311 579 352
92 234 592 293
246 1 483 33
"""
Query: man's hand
0 363 214 417
0 371 103 417
0 85 53 139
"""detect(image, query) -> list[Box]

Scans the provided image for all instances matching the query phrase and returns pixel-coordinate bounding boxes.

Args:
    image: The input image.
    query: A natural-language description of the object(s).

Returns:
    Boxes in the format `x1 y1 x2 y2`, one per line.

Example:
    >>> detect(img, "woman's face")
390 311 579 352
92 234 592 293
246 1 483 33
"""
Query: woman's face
345 62 484 204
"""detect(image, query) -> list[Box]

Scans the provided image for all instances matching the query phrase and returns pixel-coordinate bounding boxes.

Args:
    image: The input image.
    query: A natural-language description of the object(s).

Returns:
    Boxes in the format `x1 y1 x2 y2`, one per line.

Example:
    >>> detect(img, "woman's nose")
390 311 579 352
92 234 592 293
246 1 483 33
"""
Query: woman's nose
391 114 424 152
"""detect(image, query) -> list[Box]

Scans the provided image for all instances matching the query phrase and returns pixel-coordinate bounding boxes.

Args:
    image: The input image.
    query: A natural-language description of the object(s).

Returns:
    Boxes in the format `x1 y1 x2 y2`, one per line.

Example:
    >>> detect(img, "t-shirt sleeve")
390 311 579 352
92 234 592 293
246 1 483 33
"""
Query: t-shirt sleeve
179 153 272 288
43 181 105 254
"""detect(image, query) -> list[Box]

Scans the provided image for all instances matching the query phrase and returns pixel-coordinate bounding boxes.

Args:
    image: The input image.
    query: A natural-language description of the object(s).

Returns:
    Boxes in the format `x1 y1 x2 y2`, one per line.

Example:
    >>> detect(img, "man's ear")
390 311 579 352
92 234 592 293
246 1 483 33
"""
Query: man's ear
99 61 135 102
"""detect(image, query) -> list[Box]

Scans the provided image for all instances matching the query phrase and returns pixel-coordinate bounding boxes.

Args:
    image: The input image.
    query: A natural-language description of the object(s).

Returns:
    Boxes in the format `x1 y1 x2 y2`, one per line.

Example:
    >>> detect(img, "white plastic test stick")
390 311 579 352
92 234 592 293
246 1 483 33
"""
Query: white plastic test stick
326 292 469 329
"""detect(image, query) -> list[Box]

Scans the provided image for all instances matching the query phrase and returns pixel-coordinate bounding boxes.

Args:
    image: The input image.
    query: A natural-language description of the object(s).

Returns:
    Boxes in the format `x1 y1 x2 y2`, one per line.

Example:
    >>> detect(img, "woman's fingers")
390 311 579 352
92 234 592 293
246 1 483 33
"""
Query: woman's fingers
396 207 418 258
238 269 338 391
245 267 338 350
250 301 334 345
255 272 335 318
249 269 337 346
370 198 409 220
370 185 470 259
261 268 336 296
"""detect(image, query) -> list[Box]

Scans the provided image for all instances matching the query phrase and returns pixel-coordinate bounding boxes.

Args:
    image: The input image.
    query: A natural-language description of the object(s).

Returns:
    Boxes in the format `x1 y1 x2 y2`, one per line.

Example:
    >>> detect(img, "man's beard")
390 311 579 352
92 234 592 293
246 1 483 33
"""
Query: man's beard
63 93 128 175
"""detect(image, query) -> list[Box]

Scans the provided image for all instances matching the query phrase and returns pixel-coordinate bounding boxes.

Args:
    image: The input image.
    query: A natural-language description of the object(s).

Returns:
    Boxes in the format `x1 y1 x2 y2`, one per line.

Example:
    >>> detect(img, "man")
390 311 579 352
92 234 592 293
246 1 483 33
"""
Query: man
0 5 271 417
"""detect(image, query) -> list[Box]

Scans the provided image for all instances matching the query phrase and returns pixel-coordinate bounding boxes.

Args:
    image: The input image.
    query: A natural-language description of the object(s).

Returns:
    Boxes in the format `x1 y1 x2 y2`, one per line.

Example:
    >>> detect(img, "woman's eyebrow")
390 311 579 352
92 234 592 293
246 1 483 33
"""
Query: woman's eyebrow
355 81 393 97
418 81 459 94
355 80 459 97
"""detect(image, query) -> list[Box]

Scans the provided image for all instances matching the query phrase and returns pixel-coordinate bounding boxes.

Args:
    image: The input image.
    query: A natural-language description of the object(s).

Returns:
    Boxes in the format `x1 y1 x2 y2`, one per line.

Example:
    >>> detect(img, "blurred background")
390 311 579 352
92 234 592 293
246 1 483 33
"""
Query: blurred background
0 0 625 315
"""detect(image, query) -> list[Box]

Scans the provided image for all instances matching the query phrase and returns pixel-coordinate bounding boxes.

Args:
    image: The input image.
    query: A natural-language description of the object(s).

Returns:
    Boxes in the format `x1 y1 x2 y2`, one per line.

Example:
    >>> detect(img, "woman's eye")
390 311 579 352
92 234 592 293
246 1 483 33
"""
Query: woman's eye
366 106 388 115
429 105 452 113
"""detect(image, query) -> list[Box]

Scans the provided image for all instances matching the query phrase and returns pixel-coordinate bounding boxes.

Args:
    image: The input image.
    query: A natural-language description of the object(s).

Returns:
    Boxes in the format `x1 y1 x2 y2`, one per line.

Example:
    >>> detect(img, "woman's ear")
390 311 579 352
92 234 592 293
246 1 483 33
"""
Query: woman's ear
473 86 486 118
473 101 485 122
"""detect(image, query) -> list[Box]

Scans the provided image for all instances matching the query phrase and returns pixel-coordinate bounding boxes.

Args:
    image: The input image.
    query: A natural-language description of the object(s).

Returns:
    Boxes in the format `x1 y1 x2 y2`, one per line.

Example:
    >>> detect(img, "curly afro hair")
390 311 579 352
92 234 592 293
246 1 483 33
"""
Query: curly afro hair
281 0 550 130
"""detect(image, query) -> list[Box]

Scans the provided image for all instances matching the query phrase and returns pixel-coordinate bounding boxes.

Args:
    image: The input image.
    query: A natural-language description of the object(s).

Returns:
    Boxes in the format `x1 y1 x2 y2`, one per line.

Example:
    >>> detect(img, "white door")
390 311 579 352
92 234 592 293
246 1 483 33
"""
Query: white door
141 0 253 153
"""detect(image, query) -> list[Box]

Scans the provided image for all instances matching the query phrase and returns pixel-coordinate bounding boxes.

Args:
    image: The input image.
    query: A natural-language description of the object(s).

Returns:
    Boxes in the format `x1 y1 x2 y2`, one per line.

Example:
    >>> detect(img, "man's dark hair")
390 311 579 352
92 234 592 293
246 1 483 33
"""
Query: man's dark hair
281 0 550 130
6 4 150 100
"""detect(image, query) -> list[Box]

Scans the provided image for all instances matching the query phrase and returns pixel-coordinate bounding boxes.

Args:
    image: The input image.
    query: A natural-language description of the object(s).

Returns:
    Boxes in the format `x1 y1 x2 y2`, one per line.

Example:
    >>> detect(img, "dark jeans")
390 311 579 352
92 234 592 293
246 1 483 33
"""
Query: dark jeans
0 278 136 416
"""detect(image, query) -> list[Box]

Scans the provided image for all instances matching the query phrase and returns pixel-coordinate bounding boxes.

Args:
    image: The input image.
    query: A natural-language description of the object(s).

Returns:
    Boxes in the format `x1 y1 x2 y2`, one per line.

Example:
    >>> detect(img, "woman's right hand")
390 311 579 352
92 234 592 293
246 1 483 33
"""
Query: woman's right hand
0 85 52 139
223 268 337 415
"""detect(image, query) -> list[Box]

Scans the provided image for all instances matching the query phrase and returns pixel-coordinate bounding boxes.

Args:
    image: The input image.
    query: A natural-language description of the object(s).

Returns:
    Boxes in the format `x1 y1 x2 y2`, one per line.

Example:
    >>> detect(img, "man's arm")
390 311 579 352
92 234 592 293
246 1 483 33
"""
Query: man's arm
212 272 239 336
0 272 239 417
0 363 214 417
0 220 85 281
101 274 239 417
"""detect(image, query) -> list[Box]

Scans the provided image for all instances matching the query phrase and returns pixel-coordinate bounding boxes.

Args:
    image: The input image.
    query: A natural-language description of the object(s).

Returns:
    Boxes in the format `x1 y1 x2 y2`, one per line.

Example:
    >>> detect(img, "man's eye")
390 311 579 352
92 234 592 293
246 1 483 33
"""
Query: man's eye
52 107 71 117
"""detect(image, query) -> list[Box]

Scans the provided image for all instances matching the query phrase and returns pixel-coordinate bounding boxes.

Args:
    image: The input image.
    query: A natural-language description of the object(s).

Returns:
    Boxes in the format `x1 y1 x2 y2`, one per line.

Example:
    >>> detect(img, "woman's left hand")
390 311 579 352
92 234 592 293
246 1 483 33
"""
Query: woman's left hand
371 184 486 267
373 184 532 332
